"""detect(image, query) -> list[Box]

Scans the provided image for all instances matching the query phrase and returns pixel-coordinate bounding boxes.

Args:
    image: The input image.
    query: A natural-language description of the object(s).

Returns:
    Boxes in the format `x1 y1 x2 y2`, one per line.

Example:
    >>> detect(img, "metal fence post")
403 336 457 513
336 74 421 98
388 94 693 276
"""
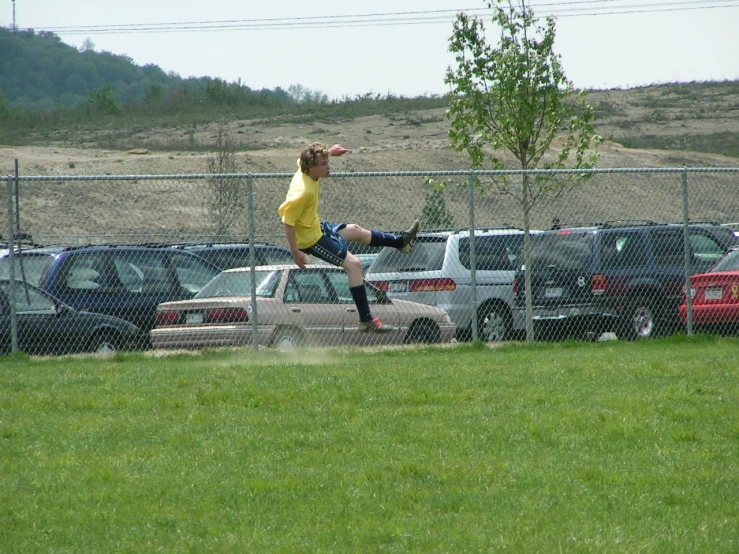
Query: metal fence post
6 176 18 354
681 168 693 335
468 172 478 342
247 174 259 352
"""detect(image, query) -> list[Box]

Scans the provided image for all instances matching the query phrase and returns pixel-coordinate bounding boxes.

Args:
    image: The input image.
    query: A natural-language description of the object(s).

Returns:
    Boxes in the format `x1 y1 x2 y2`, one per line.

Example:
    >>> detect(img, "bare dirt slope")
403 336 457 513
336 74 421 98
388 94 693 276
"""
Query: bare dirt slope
2 116 735 177
1 83 738 241
5 81 739 177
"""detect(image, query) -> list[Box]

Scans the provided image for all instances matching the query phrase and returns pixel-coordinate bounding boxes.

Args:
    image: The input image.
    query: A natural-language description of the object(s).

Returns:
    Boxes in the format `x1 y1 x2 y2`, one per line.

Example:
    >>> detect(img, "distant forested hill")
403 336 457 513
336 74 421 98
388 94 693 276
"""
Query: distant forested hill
0 27 297 111
0 27 183 109
0 26 447 145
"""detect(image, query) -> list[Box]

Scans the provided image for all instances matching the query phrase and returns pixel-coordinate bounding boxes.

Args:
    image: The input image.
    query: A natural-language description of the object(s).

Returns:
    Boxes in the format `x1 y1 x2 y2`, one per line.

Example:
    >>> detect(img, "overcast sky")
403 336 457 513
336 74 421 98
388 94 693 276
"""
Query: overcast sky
13 0 739 99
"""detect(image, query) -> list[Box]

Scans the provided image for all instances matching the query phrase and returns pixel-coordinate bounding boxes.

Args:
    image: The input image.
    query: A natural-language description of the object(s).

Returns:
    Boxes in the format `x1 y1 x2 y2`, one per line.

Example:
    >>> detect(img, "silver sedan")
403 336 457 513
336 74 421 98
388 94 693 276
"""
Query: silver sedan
151 265 456 349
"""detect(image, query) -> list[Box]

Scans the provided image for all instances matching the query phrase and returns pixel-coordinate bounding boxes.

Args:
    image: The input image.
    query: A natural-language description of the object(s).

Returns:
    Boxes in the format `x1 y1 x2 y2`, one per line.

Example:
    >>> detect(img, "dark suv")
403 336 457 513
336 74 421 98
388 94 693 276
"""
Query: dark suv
513 222 739 340
0 246 221 344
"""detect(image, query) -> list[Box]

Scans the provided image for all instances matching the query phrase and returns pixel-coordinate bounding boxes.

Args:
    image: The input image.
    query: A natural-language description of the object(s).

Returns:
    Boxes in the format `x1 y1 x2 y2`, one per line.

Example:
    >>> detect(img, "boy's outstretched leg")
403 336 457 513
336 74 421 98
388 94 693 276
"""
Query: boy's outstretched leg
363 219 420 253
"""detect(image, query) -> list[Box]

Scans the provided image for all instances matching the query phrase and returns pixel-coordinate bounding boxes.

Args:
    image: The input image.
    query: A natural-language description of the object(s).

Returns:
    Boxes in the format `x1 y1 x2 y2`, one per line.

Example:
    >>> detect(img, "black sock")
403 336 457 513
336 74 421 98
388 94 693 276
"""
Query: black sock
369 230 403 249
349 285 372 322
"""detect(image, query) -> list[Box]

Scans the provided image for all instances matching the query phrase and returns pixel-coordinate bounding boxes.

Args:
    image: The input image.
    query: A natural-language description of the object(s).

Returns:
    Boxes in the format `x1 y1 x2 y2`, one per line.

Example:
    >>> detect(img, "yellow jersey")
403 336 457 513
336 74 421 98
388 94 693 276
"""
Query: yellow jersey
278 163 322 249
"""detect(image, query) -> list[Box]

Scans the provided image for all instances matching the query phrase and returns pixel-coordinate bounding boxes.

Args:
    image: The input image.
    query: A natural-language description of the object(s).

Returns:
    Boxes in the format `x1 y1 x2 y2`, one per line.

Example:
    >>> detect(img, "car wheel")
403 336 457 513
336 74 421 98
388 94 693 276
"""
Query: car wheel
88 331 121 354
478 304 510 342
621 297 657 340
272 327 303 350
405 320 441 344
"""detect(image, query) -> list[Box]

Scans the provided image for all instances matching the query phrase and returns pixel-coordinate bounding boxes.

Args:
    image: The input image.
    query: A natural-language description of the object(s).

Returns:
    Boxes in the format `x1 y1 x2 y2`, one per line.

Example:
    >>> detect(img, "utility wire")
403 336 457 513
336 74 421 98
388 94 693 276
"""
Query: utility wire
40 0 737 29
30 1 739 35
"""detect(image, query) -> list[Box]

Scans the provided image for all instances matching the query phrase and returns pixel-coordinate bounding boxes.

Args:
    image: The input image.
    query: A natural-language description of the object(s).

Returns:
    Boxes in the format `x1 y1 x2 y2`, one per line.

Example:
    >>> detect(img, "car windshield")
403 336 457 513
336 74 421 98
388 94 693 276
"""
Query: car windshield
710 250 739 272
195 269 279 298
529 232 594 271
0 255 54 287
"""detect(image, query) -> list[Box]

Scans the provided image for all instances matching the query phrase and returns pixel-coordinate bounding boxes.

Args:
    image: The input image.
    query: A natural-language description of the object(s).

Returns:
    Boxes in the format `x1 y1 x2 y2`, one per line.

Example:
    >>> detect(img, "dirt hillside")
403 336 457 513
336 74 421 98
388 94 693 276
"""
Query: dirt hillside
1 83 738 243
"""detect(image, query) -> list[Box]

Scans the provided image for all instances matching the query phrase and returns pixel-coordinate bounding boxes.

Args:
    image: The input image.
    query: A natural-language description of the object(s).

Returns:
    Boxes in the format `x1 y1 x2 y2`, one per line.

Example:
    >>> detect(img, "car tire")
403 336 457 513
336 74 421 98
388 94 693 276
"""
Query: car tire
478 303 510 342
272 327 303 350
620 296 658 340
88 331 121 354
405 320 441 344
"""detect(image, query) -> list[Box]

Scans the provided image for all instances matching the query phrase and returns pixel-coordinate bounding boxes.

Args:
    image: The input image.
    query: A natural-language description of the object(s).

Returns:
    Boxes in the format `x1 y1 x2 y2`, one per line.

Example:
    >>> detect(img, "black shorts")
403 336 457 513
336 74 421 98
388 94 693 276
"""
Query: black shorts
301 222 348 267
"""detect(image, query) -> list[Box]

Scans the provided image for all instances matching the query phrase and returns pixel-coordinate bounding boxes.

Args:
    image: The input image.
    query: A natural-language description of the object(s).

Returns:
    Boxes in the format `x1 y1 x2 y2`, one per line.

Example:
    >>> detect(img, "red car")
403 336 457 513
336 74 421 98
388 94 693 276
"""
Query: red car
679 248 739 332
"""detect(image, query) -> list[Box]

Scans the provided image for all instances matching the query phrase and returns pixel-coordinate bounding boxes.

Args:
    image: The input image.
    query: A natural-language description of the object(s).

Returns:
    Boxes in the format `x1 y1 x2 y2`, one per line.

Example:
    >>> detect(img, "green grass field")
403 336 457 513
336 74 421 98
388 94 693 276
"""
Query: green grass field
1 336 737 553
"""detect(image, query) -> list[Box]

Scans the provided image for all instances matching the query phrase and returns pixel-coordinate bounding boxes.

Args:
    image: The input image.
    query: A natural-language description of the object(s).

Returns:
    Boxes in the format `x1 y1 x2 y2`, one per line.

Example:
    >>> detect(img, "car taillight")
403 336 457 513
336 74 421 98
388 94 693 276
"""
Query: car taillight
369 281 389 292
513 277 520 298
207 307 249 323
155 310 180 325
591 274 606 295
408 278 457 292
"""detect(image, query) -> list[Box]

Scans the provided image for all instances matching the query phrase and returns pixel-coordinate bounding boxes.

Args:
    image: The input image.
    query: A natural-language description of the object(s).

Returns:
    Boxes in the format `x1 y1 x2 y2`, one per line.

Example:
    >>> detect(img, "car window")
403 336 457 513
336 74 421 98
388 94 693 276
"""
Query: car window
458 235 523 271
370 238 447 273
113 259 145 292
711 250 739 272
702 226 739 249
189 247 292 270
689 232 725 264
649 230 685 267
110 252 172 294
325 270 379 303
597 232 648 269
196 269 276 298
262 248 293 265
324 270 352 302
169 252 220 294
0 256 54 287
64 253 120 292
194 250 250 270
190 250 233 270
0 283 56 314
529 232 594 271
286 270 333 304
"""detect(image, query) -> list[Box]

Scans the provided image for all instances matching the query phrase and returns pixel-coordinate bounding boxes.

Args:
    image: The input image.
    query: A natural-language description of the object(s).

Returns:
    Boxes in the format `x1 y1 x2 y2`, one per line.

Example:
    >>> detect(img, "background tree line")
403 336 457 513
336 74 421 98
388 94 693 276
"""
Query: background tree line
0 27 447 143
0 27 299 110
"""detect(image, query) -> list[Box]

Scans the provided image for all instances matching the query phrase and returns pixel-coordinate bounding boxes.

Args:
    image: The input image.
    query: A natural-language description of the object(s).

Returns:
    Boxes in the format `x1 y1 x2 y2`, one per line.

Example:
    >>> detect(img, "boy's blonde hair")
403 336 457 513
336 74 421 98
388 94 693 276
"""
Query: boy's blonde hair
299 142 330 173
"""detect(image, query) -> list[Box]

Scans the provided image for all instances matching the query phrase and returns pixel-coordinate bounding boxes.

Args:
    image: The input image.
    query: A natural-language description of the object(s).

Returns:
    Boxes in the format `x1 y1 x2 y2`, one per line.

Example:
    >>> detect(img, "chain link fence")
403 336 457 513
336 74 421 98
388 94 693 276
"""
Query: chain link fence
3 168 739 355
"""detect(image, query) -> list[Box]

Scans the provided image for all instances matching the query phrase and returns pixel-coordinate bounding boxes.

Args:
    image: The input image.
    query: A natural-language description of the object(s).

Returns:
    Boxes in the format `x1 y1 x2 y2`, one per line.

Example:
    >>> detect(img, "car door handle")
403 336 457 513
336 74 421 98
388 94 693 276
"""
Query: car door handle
345 307 356 313
290 307 301 312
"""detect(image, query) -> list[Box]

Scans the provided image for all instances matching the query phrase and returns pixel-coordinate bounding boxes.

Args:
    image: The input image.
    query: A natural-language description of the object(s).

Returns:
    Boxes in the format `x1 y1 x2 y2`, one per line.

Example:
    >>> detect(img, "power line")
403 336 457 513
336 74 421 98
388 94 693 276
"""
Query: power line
29 1 739 35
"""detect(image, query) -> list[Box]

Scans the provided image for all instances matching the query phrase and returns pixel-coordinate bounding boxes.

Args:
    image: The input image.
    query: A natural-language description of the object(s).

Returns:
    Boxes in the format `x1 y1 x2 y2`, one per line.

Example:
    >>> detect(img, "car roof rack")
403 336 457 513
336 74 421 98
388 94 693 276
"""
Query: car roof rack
0 233 44 249
667 220 724 227
133 240 274 249
600 220 659 229
550 219 658 230
450 225 522 234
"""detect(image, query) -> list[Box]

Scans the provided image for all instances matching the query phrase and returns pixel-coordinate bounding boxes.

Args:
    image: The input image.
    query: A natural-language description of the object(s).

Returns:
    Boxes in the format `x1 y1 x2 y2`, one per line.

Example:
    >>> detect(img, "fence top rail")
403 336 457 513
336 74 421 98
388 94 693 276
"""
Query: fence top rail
8 167 739 182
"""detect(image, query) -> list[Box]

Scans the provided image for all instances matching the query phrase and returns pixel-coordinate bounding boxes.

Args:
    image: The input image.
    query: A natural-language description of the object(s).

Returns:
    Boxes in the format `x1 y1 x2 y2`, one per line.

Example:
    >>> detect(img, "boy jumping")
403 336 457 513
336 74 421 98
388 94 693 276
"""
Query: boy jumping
279 142 419 333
